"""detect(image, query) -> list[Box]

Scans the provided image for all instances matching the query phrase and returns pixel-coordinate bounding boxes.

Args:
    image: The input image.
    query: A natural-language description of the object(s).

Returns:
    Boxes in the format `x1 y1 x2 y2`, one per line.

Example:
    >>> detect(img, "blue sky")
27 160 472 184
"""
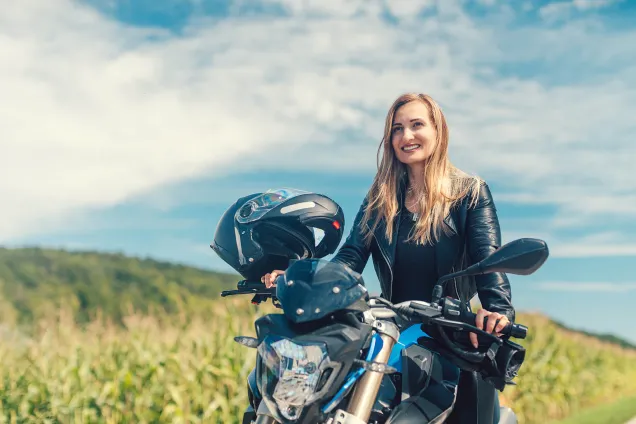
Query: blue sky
1 0 635 343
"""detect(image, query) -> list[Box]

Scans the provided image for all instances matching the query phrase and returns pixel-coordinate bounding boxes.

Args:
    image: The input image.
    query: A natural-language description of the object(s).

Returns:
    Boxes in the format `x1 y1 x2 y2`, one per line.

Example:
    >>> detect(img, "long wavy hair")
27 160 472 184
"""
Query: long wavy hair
359 93 482 246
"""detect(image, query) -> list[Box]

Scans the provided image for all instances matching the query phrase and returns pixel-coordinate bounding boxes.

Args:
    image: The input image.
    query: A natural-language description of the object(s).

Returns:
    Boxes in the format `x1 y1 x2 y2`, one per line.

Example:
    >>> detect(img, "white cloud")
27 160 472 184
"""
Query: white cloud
573 0 619 10
501 224 636 258
385 0 436 19
538 281 636 292
476 0 498 6
1 0 635 243
539 0 621 20
551 242 636 258
255 0 370 17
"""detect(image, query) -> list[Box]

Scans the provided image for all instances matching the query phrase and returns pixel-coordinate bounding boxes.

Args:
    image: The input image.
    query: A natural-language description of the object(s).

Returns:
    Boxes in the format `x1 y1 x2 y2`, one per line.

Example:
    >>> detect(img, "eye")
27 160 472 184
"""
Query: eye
413 121 423 127
392 126 402 134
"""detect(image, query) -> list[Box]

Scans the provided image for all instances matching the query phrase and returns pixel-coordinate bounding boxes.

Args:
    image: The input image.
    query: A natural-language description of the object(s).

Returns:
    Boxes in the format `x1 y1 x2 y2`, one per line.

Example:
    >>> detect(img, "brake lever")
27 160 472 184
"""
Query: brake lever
221 288 273 297
430 317 503 345
221 280 276 297
221 289 242 297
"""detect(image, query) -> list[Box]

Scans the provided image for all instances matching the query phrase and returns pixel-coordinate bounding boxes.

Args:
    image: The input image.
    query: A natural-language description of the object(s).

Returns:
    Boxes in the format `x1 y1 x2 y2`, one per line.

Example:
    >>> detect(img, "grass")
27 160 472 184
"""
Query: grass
550 395 636 424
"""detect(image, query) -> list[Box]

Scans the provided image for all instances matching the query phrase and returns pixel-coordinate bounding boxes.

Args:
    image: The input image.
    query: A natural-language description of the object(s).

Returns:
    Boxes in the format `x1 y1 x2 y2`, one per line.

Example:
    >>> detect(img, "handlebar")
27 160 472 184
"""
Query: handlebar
382 297 527 341
380 296 530 378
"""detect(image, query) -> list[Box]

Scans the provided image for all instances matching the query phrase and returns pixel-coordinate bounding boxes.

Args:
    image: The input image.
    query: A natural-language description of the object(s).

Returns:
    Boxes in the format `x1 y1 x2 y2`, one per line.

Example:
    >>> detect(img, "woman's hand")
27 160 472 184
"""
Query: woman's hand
469 308 509 348
261 270 285 288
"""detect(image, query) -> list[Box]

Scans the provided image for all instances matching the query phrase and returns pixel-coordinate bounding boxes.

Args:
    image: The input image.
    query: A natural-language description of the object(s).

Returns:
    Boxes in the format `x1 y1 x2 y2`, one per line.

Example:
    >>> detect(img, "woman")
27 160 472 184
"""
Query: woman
262 93 512 422
263 92 514 339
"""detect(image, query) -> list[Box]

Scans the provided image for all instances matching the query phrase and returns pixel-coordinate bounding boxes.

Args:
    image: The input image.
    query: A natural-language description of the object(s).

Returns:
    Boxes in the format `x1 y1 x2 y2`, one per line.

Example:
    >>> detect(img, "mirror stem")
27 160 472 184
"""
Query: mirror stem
431 284 444 305
431 263 483 304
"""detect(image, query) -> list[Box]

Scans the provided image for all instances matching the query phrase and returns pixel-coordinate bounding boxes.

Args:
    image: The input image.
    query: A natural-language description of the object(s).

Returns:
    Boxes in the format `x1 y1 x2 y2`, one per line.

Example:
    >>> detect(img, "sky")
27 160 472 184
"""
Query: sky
2 0 636 342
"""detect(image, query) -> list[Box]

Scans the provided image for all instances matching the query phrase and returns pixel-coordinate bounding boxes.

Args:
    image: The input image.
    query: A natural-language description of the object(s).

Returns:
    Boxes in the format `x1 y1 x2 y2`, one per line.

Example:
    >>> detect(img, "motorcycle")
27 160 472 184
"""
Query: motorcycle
220 237 549 424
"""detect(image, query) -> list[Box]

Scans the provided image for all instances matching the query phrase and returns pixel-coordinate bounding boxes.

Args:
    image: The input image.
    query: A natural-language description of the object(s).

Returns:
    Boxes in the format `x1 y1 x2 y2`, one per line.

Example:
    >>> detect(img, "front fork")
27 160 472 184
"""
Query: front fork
336 320 400 424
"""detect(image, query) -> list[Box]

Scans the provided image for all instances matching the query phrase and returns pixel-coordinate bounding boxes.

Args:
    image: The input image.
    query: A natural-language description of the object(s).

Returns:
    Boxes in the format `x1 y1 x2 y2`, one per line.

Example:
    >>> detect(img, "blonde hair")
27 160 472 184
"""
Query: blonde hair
360 93 482 246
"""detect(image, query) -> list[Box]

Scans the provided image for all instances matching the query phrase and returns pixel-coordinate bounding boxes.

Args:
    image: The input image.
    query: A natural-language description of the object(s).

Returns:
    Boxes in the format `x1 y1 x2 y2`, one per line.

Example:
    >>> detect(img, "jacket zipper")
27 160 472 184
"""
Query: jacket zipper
373 233 393 300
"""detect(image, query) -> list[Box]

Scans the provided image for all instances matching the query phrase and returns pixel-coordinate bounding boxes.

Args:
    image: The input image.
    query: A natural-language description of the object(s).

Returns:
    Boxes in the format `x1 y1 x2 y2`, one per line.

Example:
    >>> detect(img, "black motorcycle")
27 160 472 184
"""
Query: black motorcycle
220 237 548 423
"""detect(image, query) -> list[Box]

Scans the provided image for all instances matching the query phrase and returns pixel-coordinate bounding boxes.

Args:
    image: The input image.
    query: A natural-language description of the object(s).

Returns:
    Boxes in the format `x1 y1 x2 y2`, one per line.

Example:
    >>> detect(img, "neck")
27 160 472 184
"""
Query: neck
406 163 426 193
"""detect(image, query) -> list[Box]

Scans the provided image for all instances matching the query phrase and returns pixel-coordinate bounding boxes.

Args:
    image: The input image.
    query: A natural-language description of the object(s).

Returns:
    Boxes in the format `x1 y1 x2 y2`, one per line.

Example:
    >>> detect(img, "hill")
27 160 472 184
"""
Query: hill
0 246 240 326
1 246 634 351
551 319 636 351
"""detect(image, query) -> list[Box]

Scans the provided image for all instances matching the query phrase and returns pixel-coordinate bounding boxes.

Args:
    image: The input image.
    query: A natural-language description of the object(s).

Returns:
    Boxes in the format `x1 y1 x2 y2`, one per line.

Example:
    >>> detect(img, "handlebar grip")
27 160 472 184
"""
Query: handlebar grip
463 311 527 339
508 323 528 339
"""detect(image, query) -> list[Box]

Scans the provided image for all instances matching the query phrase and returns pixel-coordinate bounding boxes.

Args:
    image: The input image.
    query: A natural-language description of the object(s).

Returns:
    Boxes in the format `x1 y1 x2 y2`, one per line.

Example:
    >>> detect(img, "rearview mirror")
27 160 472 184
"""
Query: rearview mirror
431 238 549 304
467 237 549 276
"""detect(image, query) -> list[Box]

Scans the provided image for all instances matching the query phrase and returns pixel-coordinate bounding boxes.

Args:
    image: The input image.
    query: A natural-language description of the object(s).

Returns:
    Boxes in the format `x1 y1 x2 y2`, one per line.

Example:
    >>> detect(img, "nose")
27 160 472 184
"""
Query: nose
402 128 414 141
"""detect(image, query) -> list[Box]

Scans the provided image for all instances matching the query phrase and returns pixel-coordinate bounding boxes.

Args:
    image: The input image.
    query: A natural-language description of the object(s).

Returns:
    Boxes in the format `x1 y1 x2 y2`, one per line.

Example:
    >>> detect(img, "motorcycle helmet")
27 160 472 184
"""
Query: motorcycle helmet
210 188 345 281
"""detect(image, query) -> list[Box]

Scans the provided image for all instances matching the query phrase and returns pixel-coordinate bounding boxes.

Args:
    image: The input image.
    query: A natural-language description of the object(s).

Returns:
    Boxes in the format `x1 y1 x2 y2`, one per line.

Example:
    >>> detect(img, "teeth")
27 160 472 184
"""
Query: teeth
402 144 420 152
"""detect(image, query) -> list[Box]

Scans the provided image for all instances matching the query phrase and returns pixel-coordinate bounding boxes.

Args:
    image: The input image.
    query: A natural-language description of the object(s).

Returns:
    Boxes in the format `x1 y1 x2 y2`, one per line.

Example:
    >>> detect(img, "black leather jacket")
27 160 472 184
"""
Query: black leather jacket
331 179 515 322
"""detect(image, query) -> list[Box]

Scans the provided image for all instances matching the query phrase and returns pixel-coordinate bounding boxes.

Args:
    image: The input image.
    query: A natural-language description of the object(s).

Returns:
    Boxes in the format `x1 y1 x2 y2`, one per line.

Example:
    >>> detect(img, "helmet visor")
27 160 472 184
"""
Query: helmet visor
235 188 311 224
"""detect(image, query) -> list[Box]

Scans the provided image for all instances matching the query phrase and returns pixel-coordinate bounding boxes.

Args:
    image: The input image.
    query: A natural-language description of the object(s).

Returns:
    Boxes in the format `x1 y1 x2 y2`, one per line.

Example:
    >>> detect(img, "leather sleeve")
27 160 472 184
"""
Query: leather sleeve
330 197 372 274
466 183 516 322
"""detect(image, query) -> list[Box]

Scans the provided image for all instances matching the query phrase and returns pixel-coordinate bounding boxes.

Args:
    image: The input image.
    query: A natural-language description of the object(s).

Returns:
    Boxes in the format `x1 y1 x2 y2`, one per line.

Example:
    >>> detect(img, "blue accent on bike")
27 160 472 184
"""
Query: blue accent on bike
321 332 384 413
321 324 435 413
387 323 431 373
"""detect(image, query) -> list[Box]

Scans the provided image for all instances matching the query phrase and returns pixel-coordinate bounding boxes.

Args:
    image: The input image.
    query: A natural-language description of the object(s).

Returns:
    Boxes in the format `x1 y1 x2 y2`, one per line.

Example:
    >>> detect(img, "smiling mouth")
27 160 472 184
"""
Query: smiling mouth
401 144 421 152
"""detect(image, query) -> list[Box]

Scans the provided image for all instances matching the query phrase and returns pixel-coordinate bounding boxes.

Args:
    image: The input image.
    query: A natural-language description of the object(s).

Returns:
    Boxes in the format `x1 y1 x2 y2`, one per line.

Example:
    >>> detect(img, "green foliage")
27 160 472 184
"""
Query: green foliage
0 247 240 327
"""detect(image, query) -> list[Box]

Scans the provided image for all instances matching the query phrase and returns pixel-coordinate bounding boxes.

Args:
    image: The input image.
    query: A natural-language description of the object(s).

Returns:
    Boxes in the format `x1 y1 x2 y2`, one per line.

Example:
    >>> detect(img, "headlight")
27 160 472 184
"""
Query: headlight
257 336 341 421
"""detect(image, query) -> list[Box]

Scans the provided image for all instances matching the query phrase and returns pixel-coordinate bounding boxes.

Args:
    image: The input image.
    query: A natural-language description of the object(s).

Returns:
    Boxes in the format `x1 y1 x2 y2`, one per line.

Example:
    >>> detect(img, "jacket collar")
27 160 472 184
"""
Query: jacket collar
396 174 458 234
371 175 463 297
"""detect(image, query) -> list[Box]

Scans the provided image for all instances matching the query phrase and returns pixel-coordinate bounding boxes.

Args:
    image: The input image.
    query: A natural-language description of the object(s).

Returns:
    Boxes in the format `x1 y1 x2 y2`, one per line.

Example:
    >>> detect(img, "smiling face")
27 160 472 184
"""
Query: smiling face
390 100 438 167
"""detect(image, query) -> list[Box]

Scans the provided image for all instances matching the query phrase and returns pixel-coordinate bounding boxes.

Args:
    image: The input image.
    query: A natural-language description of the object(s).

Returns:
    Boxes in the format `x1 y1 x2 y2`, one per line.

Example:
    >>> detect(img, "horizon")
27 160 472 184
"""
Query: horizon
3 239 633 346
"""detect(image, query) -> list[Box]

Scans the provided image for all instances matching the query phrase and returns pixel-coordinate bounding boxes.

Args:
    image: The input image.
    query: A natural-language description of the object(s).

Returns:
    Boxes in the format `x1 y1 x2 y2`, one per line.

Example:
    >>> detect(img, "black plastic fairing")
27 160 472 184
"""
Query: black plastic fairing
386 345 459 424
276 258 369 324
400 344 435 400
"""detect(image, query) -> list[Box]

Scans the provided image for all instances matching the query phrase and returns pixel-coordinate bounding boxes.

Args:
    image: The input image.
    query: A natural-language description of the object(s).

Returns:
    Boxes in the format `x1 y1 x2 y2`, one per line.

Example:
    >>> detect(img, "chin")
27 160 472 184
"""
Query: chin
397 153 431 165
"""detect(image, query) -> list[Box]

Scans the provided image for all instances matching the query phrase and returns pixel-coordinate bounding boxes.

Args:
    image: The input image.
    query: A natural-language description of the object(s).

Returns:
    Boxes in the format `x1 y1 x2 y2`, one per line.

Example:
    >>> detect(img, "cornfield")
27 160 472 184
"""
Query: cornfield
500 313 636 423
0 299 266 423
0 300 635 424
